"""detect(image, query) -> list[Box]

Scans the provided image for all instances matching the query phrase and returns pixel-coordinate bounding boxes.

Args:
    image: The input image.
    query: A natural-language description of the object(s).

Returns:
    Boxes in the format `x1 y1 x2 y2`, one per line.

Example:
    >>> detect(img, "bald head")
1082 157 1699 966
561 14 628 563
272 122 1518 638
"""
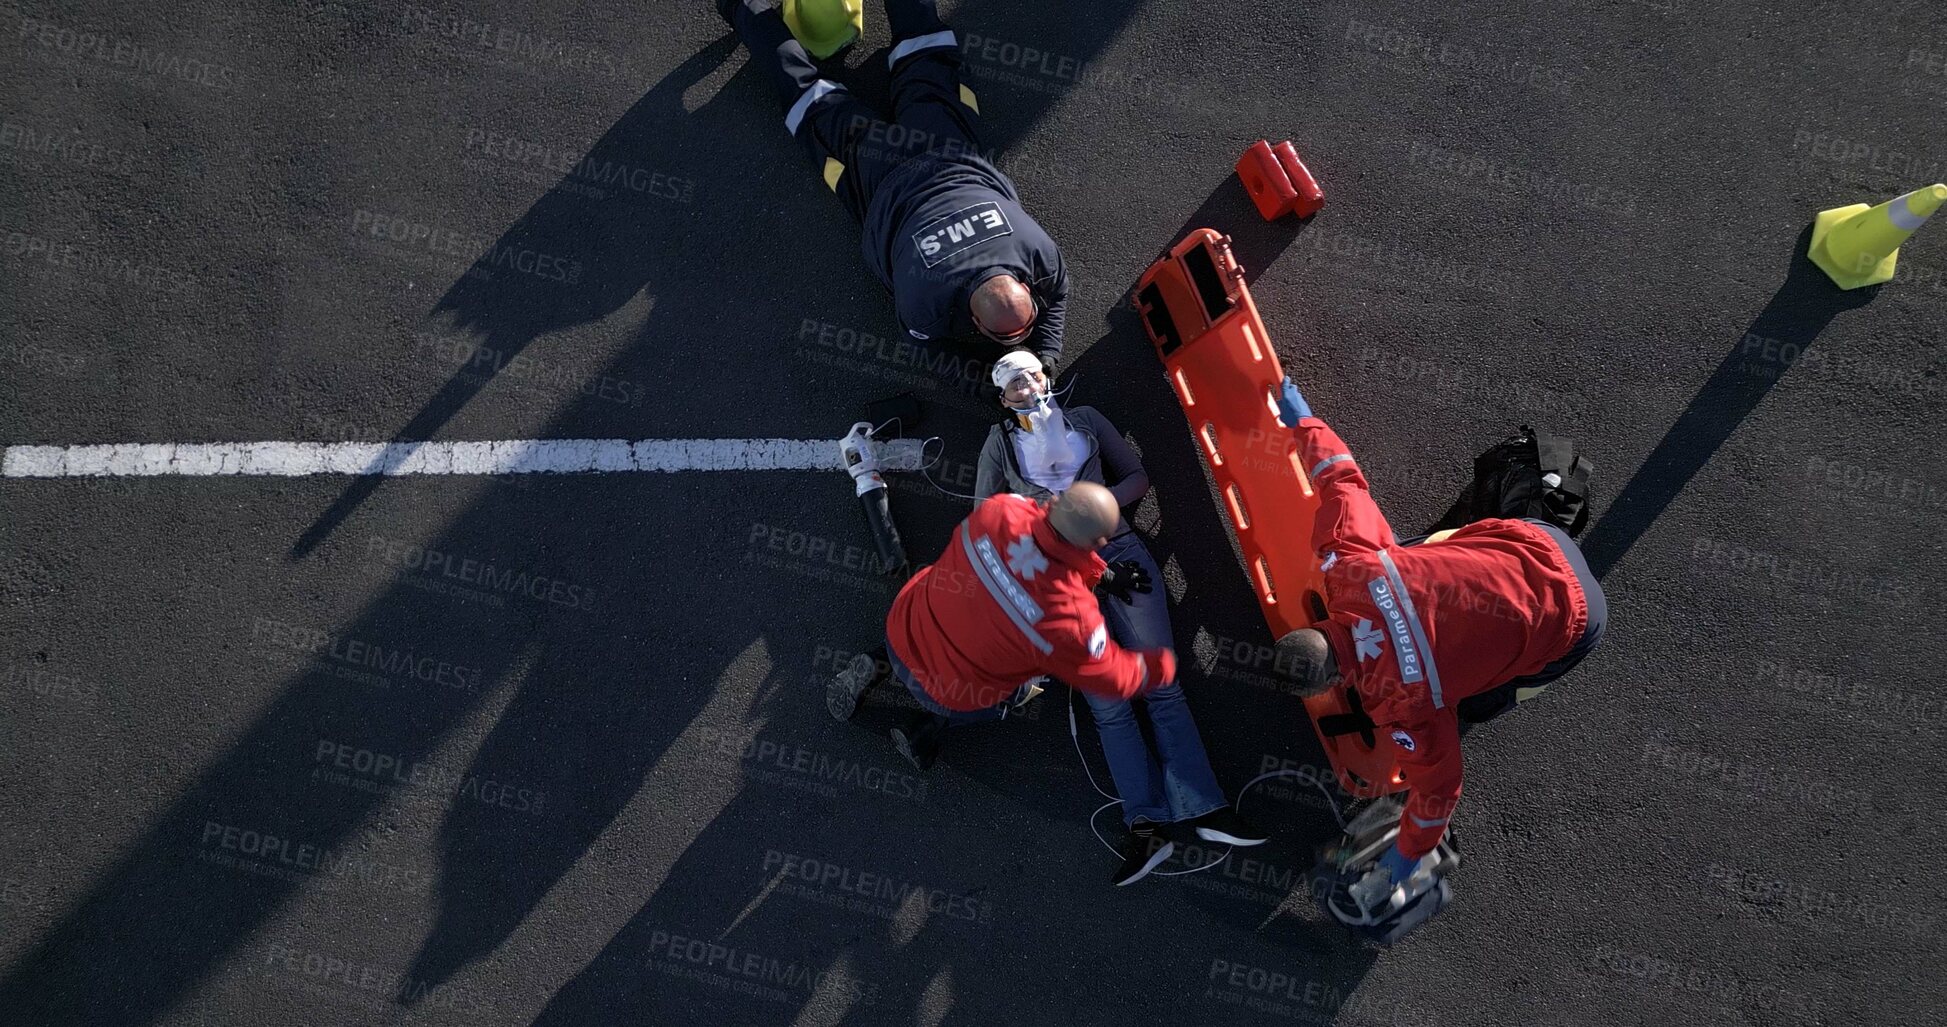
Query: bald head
1274 629 1339 697
1048 481 1120 551
970 275 1035 341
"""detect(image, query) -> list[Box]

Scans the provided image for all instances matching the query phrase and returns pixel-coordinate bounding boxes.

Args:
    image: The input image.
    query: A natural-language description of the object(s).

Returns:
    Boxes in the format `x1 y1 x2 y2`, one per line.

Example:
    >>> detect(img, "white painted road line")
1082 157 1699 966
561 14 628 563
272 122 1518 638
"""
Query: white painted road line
0 440 845 477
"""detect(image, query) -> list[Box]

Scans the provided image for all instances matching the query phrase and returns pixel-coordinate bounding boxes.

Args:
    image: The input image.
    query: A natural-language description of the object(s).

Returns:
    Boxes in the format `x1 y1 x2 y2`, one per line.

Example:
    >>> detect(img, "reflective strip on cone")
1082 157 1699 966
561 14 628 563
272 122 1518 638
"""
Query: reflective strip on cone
1890 189 1936 231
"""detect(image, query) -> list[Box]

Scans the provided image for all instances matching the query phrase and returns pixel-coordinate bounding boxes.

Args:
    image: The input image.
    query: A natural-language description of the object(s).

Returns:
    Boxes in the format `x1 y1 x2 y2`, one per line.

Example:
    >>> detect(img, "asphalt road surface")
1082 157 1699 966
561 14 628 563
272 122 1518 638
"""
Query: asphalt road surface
4 1 1945 1024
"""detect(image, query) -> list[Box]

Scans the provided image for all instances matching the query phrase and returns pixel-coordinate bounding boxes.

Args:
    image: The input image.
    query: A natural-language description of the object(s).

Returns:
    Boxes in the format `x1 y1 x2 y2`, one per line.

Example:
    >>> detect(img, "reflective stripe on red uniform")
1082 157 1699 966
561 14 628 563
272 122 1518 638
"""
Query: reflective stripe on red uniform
1291 416 1590 857
886 493 1162 710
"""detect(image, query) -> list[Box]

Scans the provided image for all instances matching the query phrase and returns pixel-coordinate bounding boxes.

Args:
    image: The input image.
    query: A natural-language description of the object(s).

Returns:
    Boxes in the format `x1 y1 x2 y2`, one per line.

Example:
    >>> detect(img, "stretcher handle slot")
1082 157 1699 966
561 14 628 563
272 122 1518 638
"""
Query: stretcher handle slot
1254 554 1277 605
1240 320 1265 363
1200 422 1223 466
1225 483 1251 531
1288 449 1313 497
1174 369 1196 407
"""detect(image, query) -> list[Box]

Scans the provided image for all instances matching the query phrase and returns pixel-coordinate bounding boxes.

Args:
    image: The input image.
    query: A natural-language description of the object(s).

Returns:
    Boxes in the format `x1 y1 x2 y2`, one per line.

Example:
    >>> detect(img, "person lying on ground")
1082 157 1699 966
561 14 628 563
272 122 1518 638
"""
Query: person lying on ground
720 0 1069 371
972 350 1266 885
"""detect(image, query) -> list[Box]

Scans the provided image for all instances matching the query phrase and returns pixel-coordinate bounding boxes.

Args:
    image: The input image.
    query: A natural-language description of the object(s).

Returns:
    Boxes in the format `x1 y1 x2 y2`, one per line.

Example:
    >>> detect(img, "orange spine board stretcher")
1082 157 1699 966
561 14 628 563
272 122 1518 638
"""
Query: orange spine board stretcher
1133 229 1405 798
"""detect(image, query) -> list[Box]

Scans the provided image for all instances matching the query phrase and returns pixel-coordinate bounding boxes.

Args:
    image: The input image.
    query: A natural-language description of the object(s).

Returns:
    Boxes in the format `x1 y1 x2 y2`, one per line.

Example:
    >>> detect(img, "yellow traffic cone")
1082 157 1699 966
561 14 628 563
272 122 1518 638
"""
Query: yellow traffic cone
1808 183 1947 290
784 0 862 59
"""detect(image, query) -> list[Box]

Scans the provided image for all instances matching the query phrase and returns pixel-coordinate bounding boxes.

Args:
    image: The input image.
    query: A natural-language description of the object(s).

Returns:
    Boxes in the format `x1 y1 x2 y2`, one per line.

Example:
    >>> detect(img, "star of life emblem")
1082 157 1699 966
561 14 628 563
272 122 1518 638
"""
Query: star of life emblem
1353 618 1386 662
1006 535 1048 580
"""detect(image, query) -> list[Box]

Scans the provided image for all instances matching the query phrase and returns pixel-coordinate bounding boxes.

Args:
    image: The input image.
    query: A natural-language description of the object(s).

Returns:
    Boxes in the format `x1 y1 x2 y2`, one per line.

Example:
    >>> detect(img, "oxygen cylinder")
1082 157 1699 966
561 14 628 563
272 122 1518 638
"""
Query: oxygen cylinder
839 422 910 577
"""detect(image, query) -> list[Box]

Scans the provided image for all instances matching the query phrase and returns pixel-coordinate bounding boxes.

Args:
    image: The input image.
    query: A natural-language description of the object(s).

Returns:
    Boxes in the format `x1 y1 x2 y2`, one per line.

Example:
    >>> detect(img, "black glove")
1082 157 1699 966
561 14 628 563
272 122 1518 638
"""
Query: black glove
1097 560 1153 605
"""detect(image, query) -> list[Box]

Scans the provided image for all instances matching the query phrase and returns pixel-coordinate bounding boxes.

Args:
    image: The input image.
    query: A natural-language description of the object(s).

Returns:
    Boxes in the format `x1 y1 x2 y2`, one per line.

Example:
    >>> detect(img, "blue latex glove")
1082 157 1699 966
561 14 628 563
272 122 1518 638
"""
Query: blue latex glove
1377 843 1418 885
1275 377 1312 427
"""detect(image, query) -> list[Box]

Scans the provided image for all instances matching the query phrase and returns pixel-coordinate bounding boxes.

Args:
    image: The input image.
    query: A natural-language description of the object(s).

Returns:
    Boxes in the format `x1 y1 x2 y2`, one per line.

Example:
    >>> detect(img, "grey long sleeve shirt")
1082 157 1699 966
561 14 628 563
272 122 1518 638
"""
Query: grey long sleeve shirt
973 405 1150 534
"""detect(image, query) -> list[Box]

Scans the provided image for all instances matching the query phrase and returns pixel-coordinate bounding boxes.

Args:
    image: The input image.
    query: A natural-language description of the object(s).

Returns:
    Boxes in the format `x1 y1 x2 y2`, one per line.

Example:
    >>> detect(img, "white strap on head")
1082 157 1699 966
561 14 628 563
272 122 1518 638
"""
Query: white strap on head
990 350 1042 389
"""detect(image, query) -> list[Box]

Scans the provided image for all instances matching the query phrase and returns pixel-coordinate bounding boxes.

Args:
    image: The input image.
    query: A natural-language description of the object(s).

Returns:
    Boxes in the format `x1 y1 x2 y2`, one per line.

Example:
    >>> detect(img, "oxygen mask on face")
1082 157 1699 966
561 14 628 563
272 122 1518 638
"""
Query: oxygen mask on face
1007 375 1054 428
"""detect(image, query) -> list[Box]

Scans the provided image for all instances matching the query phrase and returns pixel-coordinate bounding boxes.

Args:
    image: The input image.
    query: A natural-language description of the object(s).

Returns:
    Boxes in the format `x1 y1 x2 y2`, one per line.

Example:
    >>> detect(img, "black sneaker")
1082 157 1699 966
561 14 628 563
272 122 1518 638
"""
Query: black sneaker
1110 833 1175 887
1132 818 1196 844
890 713 944 771
1192 807 1268 847
826 650 886 722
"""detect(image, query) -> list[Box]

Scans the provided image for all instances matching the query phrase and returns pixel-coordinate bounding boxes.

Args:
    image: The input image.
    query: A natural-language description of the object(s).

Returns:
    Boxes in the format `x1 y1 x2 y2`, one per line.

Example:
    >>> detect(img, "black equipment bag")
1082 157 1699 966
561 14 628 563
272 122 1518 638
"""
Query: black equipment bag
1430 426 1593 537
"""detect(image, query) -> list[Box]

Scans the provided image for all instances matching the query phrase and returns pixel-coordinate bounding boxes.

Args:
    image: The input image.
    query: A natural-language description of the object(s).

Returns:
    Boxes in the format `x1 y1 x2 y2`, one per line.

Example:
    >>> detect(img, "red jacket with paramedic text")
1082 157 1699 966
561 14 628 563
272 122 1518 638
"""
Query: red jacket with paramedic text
1294 416 1590 857
887 493 1171 711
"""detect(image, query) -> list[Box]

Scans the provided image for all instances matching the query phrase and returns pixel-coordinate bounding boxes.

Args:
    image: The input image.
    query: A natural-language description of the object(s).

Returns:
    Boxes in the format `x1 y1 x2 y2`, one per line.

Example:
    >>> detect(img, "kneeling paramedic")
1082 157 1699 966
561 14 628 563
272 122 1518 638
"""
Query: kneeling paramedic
828 484 1176 779
719 0 1070 371
1268 376 1608 912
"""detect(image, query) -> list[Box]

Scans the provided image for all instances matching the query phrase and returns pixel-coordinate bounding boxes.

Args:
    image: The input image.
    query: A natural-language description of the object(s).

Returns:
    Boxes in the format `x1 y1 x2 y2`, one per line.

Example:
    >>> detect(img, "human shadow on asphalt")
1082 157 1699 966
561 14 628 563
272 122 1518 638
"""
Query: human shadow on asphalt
367 47 910 998
286 37 746 560
1579 227 1881 579
0 5 1389 1024
0 33 824 1027
523 710 1369 1027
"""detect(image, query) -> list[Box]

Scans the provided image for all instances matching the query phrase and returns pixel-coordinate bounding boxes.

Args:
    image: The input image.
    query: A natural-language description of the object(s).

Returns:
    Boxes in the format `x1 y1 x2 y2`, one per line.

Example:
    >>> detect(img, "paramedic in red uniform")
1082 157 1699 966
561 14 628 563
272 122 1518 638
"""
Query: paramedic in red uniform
1268 377 1608 889
827 482 1176 771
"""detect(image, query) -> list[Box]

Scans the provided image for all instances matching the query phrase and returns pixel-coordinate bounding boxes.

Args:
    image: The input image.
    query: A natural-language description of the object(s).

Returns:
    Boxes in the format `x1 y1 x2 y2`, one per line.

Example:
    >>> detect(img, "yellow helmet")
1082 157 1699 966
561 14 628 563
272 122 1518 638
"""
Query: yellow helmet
783 0 862 59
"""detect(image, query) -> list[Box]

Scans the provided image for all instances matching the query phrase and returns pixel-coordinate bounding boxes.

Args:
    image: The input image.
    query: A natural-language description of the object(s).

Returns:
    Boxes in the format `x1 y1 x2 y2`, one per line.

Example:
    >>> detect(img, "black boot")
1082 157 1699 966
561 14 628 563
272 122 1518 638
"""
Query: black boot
890 711 947 770
826 648 889 722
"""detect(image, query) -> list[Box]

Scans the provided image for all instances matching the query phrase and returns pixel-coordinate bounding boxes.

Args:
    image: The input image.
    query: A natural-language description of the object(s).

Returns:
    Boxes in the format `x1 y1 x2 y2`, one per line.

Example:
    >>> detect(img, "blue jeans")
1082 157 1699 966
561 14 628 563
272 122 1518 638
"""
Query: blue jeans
888 644 1031 726
1087 533 1227 827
